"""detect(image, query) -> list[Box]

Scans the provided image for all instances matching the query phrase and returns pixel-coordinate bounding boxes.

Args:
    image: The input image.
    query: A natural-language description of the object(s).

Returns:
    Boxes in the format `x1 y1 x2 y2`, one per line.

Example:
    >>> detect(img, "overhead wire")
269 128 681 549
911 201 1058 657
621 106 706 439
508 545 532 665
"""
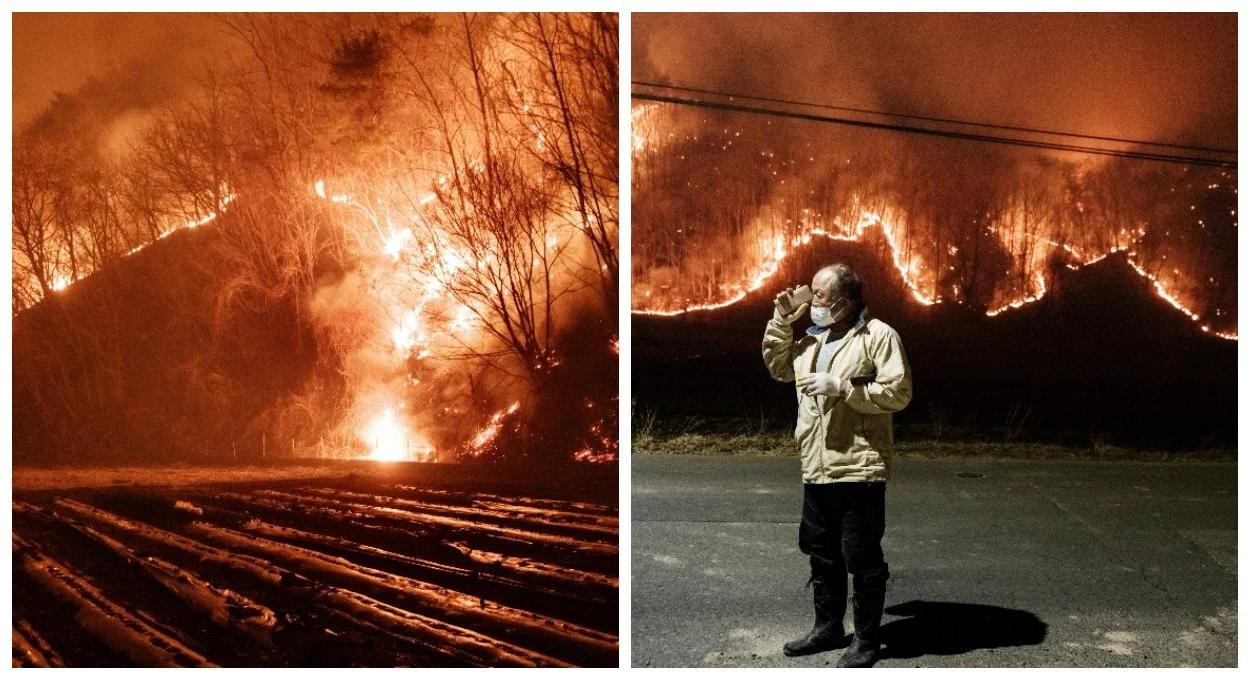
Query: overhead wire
632 83 1236 169
632 80 1236 156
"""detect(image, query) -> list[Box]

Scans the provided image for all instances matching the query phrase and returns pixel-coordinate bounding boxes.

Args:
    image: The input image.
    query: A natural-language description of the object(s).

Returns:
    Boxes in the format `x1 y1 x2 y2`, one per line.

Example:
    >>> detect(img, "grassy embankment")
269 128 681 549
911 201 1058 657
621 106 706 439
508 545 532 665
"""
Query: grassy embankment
632 412 1235 462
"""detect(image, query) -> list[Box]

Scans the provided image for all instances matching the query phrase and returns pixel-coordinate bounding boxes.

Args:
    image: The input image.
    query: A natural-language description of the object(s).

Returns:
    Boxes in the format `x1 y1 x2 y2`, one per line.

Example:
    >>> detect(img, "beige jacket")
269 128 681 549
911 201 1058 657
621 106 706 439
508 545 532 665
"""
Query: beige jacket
762 311 913 483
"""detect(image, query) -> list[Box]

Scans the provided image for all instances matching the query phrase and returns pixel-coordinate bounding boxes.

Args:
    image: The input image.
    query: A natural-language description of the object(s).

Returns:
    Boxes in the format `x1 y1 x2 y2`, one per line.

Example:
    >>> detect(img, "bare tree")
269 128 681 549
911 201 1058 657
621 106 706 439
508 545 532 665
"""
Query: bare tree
501 13 619 309
391 14 573 385
12 145 59 307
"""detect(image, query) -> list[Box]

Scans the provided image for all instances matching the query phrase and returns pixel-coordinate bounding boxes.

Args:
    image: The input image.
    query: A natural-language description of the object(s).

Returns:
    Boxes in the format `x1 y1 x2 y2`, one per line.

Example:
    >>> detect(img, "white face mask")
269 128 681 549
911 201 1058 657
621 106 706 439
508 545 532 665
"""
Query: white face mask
810 305 834 327
810 298 851 328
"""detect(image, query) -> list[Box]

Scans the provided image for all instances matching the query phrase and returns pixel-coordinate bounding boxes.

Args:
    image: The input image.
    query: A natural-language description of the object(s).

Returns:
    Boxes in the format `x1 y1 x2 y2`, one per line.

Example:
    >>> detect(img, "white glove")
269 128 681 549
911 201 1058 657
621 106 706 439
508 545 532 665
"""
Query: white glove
796 373 849 397
773 288 809 324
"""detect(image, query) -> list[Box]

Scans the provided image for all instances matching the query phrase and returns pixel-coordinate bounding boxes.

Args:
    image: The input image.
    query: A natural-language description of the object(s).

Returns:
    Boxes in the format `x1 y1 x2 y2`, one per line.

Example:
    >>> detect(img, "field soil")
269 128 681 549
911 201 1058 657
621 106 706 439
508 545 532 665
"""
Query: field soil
12 460 618 667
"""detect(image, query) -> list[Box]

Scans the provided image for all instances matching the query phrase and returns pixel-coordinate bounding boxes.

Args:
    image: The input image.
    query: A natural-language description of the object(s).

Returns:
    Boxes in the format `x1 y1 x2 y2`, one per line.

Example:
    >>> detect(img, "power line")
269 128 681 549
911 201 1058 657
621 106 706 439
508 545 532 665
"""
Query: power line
632 90 1236 169
633 80 1237 157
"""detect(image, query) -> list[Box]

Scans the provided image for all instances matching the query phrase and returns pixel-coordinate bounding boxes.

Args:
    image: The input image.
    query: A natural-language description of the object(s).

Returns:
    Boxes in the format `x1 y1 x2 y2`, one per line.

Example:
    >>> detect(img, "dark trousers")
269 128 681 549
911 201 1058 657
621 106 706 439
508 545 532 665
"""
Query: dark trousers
799 482 889 594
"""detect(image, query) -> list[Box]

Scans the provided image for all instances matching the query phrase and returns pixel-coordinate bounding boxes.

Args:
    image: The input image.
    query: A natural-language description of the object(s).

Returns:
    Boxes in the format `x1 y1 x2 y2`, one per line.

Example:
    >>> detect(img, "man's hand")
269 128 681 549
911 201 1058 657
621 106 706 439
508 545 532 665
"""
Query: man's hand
773 287 809 324
797 373 850 397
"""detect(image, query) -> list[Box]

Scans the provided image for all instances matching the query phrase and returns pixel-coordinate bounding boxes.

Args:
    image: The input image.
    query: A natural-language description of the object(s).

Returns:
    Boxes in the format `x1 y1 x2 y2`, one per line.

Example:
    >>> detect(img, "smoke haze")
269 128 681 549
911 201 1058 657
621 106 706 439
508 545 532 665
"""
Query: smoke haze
634 13 1236 149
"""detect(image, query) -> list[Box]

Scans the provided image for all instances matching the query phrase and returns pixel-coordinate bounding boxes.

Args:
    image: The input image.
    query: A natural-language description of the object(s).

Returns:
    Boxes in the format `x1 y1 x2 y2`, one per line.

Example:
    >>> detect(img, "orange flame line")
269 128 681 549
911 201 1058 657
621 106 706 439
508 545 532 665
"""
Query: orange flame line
633 214 1236 341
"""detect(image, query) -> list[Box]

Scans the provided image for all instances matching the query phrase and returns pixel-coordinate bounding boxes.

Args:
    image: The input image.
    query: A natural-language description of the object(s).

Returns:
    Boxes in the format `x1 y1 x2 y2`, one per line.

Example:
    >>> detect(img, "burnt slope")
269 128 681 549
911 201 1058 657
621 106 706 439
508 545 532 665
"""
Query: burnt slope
13 215 319 465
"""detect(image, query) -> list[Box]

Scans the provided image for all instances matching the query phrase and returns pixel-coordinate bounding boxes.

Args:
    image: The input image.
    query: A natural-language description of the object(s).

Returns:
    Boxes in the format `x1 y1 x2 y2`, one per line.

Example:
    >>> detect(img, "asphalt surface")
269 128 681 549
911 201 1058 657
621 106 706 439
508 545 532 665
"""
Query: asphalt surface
632 455 1237 667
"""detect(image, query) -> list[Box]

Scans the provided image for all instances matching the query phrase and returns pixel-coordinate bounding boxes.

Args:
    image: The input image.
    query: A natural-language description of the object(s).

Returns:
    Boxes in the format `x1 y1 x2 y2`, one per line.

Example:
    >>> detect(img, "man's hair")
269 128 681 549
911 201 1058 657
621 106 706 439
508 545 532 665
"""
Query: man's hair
817 263 864 303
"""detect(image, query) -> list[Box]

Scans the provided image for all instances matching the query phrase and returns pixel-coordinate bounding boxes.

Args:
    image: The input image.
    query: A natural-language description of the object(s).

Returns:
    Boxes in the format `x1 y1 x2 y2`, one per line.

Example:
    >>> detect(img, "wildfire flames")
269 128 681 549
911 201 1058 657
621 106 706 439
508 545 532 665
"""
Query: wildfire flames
631 103 1237 341
13 14 619 467
44 192 238 294
312 173 553 462
468 402 521 453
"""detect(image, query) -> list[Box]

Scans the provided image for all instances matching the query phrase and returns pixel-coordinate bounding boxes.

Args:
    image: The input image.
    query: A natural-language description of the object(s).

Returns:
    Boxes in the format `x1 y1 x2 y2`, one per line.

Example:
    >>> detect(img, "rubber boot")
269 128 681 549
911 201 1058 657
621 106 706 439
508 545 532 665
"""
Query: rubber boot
783 576 849 656
837 566 888 668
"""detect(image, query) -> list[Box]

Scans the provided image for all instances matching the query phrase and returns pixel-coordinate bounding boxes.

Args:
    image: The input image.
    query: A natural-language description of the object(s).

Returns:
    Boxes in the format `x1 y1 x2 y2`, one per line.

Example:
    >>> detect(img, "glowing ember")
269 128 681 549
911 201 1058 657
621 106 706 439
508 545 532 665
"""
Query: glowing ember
1126 255 1202 323
44 192 237 295
632 211 934 317
572 446 616 463
470 402 520 451
986 273 1048 317
14 14 621 471
635 214 1231 339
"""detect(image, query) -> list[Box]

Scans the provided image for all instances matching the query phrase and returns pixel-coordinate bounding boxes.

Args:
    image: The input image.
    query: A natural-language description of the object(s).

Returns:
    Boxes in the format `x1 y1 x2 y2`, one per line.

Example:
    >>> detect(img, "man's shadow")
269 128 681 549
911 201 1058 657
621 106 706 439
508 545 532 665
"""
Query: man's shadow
879 600 1048 660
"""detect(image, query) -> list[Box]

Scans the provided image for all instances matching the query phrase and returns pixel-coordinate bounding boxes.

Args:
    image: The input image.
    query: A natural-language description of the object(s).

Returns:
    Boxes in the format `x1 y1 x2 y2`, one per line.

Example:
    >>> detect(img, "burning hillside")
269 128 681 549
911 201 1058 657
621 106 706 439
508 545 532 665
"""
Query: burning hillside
631 101 1236 341
12 13 619 466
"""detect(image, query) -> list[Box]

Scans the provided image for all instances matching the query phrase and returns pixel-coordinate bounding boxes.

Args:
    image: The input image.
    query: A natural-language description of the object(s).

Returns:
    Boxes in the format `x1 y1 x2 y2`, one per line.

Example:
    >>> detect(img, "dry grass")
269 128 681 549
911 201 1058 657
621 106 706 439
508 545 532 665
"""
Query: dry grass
632 431 1235 463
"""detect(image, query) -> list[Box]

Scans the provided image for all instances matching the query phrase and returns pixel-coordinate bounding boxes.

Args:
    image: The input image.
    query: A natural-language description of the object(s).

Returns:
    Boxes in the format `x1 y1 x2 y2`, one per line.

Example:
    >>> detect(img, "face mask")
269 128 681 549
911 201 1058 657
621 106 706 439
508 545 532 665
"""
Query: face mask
811 298 851 328
810 305 834 327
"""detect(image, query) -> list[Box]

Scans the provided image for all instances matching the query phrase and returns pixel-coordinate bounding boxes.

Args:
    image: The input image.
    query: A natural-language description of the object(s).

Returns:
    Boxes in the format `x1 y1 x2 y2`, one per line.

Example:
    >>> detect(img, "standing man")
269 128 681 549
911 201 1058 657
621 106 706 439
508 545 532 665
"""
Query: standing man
762 263 913 668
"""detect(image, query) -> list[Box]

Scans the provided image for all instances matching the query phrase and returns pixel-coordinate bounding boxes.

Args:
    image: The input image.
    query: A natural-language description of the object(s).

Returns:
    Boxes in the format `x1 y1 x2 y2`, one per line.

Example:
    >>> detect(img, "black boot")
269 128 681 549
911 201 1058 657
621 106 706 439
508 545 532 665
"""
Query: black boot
837 566 888 668
783 576 849 656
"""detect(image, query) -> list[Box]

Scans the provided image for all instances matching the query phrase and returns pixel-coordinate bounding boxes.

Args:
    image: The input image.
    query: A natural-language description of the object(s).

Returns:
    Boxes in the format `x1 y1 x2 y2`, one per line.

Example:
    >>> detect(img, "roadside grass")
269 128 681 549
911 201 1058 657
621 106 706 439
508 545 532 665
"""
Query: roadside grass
632 413 1235 463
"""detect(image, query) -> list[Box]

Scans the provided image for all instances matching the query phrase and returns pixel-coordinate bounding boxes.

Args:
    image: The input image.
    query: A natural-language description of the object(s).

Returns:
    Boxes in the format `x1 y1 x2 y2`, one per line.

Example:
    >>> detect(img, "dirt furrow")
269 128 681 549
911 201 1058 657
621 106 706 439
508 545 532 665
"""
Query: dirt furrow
447 540 618 590
48 498 559 666
392 486 616 516
13 533 215 668
260 488 617 560
32 502 279 648
16 500 266 665
218 489 615 574
297 579 568 667
22 481 618 667
183 519 618 665
471 499 618 530
187 498 616 627
300 486 618 541
201 491 617 597
12 618 66 668
54 499 287 586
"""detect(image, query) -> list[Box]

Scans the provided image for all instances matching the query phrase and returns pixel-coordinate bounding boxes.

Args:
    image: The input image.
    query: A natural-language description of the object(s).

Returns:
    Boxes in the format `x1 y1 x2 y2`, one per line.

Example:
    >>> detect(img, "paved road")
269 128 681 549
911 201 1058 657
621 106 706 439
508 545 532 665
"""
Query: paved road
632 455 1237 667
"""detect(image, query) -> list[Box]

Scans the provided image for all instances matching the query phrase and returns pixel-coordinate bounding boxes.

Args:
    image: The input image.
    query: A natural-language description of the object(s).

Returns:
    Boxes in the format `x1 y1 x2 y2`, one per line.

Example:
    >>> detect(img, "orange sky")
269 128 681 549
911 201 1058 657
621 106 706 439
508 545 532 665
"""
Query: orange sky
634 13 1237 150
13 13 230 129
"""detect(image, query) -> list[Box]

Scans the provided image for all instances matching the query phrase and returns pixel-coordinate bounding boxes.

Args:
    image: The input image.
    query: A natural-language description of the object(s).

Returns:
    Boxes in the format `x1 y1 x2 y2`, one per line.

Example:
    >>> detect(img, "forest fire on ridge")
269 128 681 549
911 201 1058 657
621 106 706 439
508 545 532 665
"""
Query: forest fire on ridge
630 102 1236 341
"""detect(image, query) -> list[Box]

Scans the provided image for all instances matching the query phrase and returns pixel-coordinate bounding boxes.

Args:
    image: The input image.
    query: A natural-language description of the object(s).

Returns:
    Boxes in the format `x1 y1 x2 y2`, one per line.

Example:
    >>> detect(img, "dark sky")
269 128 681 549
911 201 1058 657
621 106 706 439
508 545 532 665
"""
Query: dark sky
13 13 236 129
634 13 1237 150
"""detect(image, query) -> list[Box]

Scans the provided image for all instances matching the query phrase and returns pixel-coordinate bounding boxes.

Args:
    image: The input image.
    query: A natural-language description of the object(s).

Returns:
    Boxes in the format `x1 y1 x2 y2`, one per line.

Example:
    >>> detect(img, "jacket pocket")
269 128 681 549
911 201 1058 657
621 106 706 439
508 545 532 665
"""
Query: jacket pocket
823 403 857 452
857 414 890 452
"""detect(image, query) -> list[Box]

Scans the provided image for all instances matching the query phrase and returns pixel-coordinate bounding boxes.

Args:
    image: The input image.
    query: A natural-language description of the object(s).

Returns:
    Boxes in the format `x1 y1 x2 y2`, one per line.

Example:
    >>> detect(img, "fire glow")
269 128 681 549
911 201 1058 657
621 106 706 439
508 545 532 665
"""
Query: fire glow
313 177 522 461
469 402 521 452
51 192 237 293
363 407 413 462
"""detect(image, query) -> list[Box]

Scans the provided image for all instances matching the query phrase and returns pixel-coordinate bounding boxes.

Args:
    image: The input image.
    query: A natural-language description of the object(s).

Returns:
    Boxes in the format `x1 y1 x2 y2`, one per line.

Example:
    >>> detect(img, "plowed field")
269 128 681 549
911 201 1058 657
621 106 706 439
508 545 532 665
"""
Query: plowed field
12 463 618 667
